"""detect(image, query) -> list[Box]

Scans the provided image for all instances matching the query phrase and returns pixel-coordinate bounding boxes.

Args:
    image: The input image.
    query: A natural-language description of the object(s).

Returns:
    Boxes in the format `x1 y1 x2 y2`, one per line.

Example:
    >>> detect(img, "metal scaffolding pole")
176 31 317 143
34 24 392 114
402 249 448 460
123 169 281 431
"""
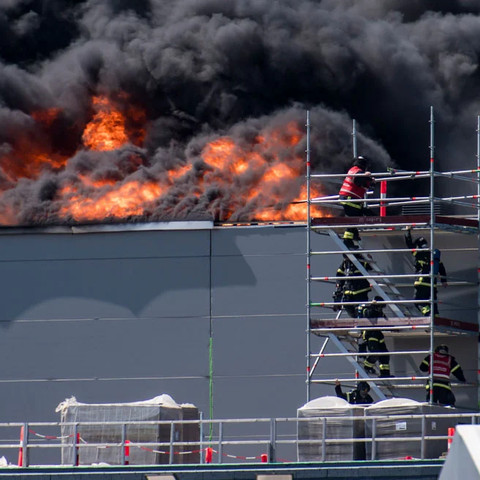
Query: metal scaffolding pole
306 110 311 403
477 115 480 224
429 106 435 405
352 119 357 158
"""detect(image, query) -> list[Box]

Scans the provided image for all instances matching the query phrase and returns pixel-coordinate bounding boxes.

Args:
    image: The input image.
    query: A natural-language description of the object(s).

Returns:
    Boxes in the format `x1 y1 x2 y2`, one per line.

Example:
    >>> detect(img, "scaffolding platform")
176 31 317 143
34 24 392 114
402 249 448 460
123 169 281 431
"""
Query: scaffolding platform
311 215 479 235
310 316 479 337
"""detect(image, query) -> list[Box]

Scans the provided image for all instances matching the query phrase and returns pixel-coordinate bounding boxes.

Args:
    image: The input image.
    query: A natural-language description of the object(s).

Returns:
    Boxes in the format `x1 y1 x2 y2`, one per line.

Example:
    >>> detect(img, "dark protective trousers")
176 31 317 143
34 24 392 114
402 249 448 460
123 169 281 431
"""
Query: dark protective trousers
426 384 456 406
362 331 390 375
340 196 376 217
415 285 439 316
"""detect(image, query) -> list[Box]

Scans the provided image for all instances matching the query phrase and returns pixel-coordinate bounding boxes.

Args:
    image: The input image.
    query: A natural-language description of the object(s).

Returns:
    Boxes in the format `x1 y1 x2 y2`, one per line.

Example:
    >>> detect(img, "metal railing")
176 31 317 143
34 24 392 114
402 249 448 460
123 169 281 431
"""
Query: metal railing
2 412 479 467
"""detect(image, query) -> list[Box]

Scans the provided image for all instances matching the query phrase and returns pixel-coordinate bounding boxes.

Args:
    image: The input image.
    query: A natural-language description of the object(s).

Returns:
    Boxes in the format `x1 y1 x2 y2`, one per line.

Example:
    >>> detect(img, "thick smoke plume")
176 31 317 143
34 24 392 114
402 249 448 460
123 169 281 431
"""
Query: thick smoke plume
0 0 480 224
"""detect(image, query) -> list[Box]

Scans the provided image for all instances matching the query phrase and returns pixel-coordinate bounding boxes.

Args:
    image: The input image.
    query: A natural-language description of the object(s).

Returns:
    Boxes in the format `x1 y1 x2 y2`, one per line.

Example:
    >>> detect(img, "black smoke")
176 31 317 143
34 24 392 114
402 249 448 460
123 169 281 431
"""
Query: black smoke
1 0 480 224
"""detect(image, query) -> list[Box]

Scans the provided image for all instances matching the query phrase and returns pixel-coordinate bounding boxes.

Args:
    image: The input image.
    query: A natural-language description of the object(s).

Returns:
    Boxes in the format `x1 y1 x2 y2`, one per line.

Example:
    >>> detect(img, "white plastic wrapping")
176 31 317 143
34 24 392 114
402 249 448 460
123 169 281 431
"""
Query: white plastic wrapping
297 396 366 461
57 395 199 466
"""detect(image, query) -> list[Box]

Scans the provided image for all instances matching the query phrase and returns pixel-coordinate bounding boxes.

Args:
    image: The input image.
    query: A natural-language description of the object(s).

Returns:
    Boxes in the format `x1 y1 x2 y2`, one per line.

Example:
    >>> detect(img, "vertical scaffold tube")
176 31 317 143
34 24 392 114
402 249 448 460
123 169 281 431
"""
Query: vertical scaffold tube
429 106 435 405
477 116 480 224
352 119 357 158
306 110 311 402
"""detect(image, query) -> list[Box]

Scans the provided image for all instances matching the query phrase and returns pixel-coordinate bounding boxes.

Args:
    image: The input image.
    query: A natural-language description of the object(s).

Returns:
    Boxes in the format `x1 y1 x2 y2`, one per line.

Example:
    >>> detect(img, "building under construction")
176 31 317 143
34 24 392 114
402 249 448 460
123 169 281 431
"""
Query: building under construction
0 110 478 479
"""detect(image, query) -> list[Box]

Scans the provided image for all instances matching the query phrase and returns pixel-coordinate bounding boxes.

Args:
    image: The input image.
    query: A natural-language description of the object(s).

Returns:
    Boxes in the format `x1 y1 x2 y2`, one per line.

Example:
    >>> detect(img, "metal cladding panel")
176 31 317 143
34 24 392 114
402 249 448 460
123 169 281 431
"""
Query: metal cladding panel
213 226 306 255
0 317 210 379
0 379 209 423
211 255 304 316
0 256 210 321
0 223 475 432
0 230 210 261
212 376 305 420
211 226 337 317
212 315 305 376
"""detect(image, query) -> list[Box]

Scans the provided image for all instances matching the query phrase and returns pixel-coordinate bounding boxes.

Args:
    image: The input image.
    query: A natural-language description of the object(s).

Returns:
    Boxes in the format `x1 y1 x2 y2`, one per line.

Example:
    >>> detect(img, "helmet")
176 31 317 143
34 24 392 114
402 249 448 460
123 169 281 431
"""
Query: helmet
353 156 368 170
434 249 441 260
435 344 449 355
415 237 428 248
357 381 370 392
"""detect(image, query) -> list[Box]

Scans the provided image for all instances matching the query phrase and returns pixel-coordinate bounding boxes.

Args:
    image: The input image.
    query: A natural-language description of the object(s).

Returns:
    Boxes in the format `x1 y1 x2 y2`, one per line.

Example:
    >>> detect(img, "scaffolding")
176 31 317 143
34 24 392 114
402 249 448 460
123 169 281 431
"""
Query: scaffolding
305 109 480 403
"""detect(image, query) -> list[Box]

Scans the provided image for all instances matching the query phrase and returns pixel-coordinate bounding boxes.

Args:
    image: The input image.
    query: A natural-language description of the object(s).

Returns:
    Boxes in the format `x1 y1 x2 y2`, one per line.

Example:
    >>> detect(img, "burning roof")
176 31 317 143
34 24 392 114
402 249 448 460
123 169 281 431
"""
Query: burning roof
2 1 479 225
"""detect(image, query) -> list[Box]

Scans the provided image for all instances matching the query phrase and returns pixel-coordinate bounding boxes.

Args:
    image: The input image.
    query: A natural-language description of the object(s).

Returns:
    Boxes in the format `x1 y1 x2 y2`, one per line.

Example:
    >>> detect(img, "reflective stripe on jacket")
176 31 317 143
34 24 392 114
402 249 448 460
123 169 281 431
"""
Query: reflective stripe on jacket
422 353 452 381
339 166 368 199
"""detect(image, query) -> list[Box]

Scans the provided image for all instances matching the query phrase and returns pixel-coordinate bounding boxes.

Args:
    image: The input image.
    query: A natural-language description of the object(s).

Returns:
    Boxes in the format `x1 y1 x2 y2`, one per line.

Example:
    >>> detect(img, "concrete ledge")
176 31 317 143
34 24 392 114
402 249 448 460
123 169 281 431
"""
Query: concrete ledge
0 460 444 480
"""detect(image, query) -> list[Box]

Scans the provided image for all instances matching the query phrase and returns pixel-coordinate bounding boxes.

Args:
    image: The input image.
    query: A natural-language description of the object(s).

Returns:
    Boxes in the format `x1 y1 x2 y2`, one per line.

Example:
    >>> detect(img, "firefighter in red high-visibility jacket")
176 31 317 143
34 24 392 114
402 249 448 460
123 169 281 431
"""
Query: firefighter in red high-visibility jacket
339 156 376 241
419 344 466 406
339 156 376 217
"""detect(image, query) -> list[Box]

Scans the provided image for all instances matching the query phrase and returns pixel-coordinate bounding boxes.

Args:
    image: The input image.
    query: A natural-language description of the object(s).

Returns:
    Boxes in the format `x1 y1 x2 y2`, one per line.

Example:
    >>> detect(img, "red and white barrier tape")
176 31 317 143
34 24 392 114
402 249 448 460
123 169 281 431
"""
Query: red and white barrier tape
24 430 293 463
28 429 74 440
210 448 263 460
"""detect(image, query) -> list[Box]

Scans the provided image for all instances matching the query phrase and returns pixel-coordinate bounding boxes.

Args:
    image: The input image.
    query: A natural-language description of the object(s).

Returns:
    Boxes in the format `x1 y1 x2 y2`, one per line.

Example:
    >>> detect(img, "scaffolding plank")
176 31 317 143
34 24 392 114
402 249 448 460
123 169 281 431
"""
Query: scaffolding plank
310 316 478 334
311 214 479 229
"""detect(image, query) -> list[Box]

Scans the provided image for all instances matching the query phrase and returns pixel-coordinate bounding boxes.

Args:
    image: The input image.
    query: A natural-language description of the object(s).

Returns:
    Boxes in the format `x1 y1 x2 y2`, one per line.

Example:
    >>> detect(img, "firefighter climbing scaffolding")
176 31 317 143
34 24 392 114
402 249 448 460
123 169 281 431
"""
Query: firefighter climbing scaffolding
305 108 480 403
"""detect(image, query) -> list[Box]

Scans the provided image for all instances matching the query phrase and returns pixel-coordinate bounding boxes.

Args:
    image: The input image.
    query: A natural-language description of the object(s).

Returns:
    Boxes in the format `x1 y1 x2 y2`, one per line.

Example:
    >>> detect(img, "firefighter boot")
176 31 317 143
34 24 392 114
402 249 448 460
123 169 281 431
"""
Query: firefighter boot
379 365 394 378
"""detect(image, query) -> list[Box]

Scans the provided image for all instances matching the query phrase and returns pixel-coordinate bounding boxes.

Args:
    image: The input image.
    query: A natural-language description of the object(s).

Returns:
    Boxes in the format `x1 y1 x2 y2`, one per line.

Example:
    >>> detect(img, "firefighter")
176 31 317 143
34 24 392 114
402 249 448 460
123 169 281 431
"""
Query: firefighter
332 237 372 317
335 379 374 405
419 344 466 406
339 156 376 242
405 228 447 316
357 297 392 378
339 156 376 216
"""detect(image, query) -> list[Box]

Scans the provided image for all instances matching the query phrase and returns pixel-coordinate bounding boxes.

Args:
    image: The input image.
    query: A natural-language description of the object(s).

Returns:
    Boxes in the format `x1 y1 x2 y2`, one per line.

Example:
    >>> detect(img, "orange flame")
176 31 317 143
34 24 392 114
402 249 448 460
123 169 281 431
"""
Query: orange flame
0 96 330 224
60 181 162 222
82 95 146 151
57 119 327 223
82 96 130 151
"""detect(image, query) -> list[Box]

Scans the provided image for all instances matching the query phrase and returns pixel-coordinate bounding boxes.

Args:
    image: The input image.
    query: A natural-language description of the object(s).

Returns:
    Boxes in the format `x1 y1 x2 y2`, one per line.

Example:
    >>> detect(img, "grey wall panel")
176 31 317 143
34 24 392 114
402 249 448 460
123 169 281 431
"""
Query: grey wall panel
212 376 305 420
0 379 209 423
0 257 210 321
0 318 210 379
213 226 306 256
0 223 475 430
213 316 305 376
211 255 304 316
0 230 210 262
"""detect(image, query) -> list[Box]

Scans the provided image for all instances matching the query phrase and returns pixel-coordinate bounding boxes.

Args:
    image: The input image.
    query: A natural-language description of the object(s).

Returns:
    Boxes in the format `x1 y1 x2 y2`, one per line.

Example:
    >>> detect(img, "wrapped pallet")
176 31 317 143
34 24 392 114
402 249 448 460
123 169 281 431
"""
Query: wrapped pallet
365 398 459 460
56 395 199 466
178 404 200 464
297 396 366 461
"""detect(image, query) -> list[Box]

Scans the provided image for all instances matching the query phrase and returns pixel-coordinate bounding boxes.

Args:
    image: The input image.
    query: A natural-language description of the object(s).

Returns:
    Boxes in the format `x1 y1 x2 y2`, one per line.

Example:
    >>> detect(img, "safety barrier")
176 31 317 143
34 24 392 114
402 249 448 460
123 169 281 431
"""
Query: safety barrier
5 412 480 467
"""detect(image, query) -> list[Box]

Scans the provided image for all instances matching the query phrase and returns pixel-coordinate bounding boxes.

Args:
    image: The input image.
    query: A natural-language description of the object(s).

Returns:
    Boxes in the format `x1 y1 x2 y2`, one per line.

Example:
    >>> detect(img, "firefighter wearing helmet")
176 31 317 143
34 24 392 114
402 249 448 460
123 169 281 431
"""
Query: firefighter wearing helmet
419 344 466 406
357 297 392 378
335 379 373 405
339 156 376 242
405 227 447 316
